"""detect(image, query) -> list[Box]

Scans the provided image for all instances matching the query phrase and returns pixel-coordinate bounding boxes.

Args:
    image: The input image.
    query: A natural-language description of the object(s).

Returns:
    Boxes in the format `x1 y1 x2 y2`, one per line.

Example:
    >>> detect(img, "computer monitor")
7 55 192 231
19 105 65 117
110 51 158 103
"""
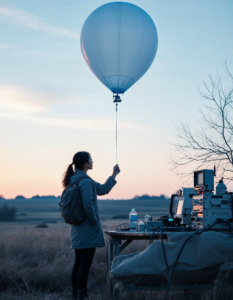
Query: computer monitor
197 172 203 185
176 199 184 215
194 169 214 191
169 194 178 218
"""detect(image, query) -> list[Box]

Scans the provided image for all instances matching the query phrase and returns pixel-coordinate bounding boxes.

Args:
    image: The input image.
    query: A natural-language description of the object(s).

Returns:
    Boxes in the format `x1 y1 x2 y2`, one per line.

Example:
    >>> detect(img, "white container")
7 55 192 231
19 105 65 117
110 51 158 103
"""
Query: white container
129 208 137 229
137 219 145 231
145 213 150 223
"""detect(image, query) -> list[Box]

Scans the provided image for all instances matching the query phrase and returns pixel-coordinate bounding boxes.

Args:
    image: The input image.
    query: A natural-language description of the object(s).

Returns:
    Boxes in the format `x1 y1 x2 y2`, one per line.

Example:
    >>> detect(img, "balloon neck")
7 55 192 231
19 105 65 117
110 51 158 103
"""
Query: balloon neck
113 93 122 112
111 88 125 94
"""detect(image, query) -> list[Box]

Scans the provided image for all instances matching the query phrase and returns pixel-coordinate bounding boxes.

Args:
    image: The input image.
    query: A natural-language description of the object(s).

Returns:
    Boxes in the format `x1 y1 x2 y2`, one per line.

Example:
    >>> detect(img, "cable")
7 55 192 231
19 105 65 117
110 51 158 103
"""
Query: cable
115 223 130 231
160 229 170 272
205 220 232 233
165 231 202 299
150 229 161 245
116 104 118 164
162 220 232 299
113 93 122 164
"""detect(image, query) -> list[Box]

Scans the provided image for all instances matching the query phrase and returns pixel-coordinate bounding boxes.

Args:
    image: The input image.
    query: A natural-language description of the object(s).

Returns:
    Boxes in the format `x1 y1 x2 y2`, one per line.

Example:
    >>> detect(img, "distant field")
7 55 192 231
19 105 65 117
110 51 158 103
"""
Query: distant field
97 199 170 220
0 199 170 224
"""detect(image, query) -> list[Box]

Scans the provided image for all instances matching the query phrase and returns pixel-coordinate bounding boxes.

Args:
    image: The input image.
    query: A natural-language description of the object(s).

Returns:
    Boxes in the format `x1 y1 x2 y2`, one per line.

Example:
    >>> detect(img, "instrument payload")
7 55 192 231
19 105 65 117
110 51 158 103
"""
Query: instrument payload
146 169 233 231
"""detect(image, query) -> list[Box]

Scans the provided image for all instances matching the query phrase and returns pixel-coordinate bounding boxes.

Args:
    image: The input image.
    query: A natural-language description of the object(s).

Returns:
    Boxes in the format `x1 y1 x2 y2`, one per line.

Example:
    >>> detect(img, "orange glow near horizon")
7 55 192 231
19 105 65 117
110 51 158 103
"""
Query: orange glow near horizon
0 146 183 199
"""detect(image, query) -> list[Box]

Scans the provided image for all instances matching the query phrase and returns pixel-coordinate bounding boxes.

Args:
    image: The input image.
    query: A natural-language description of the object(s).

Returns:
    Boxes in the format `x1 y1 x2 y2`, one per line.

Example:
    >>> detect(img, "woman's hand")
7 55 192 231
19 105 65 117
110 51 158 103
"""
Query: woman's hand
112 164 121 179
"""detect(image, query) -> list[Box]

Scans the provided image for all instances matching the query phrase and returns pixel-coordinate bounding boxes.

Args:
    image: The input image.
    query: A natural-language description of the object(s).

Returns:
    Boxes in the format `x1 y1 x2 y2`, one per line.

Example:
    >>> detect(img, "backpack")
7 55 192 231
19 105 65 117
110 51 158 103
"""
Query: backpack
59 176 90 224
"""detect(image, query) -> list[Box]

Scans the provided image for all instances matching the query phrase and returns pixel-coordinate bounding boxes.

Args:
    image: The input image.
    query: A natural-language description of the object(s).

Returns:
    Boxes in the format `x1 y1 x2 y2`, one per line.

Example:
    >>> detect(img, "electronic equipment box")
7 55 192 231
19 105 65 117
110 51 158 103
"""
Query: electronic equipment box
191 177 233 229
175 188 196 226
169 169 233 230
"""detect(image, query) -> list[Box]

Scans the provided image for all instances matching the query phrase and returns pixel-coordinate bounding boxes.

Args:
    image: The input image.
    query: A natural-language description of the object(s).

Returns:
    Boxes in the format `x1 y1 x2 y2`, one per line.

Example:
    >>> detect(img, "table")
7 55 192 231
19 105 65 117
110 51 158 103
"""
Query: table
105 230 168 298
105 229 232 298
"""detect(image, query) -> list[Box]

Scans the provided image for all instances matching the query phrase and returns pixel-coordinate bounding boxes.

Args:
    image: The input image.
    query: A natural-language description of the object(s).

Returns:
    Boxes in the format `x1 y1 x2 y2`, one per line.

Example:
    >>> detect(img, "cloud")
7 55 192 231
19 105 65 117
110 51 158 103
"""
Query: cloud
0 6 79 39
0 85 67 113
0 85 148 131
0 112 148 131
0 85 46 114
0 45 13 49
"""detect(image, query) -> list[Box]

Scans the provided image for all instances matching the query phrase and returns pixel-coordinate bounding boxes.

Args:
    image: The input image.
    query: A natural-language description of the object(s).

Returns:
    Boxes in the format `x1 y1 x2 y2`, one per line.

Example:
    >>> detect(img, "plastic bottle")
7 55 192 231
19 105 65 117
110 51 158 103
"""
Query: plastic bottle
137 219 145 231
145 213 150 223
129 208 137 229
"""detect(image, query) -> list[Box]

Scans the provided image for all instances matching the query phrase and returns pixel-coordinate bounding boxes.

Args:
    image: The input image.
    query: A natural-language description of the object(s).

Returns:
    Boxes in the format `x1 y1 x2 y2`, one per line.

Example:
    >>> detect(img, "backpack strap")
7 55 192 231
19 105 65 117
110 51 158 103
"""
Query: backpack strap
72 176 90 187
73 176 95 196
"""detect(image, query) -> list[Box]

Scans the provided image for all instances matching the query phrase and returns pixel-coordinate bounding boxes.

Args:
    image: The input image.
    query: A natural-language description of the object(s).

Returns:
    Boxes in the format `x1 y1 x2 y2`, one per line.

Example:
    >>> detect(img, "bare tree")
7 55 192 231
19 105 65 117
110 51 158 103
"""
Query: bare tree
169 63 233 183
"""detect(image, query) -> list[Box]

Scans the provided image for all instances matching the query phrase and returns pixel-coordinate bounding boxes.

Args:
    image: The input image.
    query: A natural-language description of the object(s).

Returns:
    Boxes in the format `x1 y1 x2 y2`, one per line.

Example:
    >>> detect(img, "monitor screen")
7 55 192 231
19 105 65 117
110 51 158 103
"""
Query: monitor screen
197 172 203 185
172 196 178 214
176 199 184 215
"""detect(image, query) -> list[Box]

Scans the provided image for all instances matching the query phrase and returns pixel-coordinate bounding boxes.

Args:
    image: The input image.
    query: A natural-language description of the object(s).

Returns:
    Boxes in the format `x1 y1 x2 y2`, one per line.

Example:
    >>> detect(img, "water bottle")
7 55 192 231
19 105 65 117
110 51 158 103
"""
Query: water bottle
129 208 137 230
137 219 145 231
145 213 150 223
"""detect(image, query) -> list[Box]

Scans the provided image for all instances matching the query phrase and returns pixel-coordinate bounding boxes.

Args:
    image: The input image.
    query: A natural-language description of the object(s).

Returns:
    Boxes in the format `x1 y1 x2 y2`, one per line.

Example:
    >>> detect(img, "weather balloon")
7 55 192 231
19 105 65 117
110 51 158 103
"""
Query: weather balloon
80 2 158 163
80 2 158 97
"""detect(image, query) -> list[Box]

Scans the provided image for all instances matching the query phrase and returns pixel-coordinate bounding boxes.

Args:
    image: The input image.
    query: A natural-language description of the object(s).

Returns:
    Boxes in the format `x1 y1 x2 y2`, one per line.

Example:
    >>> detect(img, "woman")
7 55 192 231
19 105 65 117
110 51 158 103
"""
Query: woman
62 151 120 300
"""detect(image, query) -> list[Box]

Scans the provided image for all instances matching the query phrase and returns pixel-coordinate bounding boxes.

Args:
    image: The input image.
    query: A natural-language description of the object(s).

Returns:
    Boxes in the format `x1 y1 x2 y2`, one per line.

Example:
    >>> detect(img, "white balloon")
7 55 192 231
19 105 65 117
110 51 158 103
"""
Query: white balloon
80 2 158 94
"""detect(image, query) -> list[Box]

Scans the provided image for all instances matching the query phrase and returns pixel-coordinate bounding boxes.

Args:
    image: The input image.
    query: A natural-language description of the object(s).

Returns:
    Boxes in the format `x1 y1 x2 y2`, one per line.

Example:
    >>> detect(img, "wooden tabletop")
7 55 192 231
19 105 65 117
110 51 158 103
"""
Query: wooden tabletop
105 230 167 240
105 229 232 240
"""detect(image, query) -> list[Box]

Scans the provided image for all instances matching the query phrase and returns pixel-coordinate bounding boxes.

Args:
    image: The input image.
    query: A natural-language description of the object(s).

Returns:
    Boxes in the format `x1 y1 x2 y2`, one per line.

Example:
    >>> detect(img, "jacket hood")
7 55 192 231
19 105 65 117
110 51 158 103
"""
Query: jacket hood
69 169 90 185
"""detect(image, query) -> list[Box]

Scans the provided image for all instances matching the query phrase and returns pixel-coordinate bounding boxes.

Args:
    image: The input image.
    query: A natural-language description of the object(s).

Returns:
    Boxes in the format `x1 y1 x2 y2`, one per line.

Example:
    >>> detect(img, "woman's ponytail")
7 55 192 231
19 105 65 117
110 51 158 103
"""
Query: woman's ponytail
62 163 74 188
62 151 90 188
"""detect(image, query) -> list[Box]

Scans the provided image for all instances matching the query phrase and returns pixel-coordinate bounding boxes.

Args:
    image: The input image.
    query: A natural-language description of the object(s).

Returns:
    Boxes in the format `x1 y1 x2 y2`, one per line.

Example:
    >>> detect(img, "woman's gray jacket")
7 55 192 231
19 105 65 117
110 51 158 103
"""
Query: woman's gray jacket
69 169 116 249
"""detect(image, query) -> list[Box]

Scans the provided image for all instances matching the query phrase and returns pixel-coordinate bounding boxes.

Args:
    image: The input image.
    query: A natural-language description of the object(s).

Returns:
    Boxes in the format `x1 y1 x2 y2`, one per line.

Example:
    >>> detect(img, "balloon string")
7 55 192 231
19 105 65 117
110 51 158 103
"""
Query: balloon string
116 103 118 164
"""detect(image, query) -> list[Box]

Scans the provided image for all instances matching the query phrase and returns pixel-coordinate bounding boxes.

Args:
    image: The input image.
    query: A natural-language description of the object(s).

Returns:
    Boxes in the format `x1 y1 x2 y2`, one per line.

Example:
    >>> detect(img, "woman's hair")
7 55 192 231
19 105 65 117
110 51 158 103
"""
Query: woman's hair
62 151 90 188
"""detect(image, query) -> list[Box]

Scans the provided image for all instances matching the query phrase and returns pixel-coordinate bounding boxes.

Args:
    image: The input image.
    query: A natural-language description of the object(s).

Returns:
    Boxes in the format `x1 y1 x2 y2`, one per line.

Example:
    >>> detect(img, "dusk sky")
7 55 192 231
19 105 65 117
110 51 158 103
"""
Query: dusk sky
1 0 233 199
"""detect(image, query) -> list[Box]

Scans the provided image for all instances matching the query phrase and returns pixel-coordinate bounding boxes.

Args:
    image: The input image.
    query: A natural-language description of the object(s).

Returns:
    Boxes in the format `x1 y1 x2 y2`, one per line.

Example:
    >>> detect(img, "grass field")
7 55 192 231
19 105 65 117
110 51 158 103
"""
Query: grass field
1 219 233 300
1 200 232 299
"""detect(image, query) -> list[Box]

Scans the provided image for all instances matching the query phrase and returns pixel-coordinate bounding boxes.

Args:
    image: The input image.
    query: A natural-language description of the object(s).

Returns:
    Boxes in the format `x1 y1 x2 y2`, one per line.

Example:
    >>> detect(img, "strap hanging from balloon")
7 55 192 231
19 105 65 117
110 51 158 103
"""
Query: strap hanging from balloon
113 94 122 164
116 104 118 164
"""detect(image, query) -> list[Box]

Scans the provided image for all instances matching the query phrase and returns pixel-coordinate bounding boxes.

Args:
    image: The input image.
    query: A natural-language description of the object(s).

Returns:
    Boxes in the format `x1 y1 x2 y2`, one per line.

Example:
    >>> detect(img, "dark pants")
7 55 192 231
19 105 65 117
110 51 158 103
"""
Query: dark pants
71 248 96 289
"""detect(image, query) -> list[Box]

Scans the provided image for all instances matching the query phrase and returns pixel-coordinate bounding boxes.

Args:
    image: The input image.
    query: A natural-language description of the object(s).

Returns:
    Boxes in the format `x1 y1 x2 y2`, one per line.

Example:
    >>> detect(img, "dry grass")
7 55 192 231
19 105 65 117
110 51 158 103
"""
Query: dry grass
0 221 232 300
35 223 49 228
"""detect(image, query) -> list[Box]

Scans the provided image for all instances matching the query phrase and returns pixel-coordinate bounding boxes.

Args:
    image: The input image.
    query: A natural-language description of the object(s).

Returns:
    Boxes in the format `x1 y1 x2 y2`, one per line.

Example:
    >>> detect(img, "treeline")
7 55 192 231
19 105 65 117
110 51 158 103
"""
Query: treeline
0 194 169 201
0 195 60 201
133 194 169 200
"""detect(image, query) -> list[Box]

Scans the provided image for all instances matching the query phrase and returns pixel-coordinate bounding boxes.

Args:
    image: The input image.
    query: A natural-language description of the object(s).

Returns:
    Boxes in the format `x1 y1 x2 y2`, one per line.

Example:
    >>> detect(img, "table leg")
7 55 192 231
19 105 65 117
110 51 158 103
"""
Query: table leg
109 238 114 296
119 239 133 253
114 240 120 299
115 239 119 256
